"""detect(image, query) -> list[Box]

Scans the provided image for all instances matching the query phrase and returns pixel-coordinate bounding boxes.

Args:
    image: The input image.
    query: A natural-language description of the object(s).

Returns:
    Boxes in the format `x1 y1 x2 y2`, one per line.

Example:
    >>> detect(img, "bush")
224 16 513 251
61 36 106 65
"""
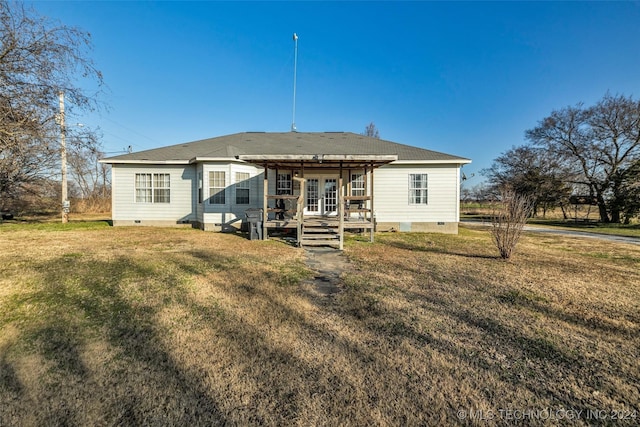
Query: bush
491 191 533 259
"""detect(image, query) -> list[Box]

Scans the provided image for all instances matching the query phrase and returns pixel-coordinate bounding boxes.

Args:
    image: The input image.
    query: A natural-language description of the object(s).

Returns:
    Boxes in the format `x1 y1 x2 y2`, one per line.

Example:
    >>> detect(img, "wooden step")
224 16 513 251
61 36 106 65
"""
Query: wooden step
302 234 339 240
300 239 341 248
300 217 344 249
303 228 337 234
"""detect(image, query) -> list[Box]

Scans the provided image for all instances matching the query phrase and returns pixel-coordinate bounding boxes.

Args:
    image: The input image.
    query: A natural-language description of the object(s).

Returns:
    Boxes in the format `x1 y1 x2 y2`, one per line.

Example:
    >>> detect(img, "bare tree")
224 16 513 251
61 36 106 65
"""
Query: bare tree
616 159 640 223
0 1 104 213
363 122 380 139
67 143 110 199
482 145 572 218
526 93 640 223
491 190 533 260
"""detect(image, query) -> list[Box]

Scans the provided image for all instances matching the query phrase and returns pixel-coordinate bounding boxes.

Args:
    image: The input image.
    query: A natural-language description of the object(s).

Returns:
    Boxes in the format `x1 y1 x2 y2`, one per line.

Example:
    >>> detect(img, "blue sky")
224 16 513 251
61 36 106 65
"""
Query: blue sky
31 1 640 187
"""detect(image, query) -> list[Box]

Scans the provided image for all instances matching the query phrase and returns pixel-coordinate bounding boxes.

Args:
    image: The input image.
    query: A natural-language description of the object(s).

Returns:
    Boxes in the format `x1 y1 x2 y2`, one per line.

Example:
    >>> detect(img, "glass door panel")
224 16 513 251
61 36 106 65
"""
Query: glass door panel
305 178 319 215
304 176 338 216
323 178 337 215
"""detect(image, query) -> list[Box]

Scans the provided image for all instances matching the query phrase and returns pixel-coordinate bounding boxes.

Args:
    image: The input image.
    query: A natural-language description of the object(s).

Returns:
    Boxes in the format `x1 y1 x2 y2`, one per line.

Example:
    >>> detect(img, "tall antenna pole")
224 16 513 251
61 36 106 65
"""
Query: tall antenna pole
291 33 298 132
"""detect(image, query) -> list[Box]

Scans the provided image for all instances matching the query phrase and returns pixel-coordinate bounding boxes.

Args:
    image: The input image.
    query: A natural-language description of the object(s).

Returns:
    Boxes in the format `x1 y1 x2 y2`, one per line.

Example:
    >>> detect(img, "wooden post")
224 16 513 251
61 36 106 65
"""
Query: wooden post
364 164 368 224
370 162 375 243
338 173 344 250
294 177 305 247
263 164 268 240
299 163 305 247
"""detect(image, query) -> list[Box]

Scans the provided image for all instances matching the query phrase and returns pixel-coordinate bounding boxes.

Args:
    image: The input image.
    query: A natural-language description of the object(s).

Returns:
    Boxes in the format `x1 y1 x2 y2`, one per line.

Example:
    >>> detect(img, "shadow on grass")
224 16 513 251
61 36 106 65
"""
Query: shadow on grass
497 288 639 337
339 245 640 414
0 247 354 425
0 255 228 425
2 231 638 425
0 352 22 396
377 234 500 260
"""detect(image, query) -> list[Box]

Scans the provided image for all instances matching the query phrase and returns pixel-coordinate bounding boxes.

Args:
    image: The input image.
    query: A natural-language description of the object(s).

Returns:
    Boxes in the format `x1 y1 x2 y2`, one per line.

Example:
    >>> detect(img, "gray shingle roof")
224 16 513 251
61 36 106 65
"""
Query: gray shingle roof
101 132 470 164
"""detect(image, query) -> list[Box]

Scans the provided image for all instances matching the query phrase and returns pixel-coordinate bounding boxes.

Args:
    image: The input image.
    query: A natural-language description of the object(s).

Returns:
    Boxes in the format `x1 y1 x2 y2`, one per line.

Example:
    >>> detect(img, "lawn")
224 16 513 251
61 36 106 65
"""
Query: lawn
1 222 638 425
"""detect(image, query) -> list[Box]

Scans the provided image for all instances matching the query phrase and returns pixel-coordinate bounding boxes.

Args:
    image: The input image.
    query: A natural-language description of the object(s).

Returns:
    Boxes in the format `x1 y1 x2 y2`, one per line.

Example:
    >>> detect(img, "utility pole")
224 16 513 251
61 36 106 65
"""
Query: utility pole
59 91 69 223
291 33 298 132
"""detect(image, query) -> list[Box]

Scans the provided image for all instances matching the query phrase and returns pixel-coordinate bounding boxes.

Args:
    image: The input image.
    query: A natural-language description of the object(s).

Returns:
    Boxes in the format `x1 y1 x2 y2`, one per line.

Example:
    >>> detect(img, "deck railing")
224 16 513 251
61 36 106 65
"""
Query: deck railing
262 178 373 247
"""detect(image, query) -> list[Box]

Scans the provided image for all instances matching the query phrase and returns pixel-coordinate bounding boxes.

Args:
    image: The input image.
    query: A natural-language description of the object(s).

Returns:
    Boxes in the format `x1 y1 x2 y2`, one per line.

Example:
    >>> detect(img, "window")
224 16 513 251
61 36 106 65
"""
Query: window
153 173 170 203
409 174 428 205
135 173 152 203
198 172 203 203
209 171 226 204
277 173 292 195
235 172 250 204
351 173 365 197
135 173 170 203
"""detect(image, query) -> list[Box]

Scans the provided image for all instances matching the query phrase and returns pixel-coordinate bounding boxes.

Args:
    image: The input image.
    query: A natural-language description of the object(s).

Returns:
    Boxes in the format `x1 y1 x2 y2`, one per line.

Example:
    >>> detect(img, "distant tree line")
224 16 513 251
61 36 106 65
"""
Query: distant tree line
482 93 640 224
0 1 106 215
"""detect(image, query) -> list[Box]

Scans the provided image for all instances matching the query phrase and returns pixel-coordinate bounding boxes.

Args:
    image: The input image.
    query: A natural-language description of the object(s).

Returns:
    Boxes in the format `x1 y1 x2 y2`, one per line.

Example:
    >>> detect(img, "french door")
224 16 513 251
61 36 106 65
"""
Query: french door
305 177 338 216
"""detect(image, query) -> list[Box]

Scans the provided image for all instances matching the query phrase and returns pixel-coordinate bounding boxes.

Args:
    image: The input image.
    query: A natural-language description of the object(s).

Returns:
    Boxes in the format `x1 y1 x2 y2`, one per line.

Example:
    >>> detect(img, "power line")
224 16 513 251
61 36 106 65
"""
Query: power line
103 117 158 143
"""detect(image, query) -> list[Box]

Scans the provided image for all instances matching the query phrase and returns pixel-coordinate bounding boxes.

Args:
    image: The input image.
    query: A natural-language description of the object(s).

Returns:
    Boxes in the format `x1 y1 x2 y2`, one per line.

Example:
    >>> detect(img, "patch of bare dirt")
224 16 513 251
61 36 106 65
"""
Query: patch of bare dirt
302 247 350 296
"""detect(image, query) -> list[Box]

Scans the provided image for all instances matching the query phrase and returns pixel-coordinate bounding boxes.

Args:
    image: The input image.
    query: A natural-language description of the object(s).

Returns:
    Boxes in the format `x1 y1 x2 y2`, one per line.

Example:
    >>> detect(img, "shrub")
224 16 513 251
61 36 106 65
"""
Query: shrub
491 191 533 259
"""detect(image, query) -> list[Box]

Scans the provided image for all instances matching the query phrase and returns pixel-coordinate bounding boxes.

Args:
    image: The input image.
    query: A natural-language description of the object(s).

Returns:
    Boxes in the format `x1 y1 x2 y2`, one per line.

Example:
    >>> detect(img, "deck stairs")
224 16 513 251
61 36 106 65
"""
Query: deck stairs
300 218 341 248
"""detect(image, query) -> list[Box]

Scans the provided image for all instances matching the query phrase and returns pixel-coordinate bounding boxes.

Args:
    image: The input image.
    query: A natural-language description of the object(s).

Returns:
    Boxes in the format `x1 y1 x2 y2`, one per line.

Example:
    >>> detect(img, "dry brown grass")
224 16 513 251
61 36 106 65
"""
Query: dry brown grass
0 222 638 425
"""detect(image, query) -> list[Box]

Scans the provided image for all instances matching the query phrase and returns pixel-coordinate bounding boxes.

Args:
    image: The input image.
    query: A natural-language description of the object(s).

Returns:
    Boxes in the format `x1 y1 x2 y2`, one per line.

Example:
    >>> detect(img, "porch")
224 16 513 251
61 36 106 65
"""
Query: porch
237 153 397 250
265 206 375 249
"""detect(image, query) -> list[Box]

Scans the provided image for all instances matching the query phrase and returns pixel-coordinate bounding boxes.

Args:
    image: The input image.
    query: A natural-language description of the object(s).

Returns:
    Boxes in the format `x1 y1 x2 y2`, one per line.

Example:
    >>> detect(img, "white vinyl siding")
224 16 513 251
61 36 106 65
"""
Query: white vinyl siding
112 165 195 222
112 161 463 230
374 164 460 223
200 163 264 227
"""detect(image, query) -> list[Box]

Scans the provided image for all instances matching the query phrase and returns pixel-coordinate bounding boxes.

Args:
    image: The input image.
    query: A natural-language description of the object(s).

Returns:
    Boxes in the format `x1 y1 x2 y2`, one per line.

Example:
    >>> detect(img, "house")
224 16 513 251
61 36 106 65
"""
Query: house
100 132 471 248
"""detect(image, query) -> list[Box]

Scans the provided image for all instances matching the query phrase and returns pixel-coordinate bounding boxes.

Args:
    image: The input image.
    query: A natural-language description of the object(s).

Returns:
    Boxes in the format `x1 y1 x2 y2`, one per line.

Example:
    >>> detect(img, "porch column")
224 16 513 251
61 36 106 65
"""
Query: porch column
338 172 344 250
263 163 268 240
370 162 375 243
295 177 305 247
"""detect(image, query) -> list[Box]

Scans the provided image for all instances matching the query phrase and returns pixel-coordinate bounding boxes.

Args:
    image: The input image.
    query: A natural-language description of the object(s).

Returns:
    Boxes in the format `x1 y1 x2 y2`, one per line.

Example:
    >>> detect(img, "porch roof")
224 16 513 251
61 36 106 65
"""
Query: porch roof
236 153 398 169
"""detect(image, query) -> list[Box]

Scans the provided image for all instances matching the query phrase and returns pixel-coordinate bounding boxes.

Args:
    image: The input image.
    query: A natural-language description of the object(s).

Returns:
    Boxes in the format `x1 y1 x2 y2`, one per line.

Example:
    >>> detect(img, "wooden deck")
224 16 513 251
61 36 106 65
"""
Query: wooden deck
304 216 373 229
264 215 374 249
262 182 375 249
265 216 373 230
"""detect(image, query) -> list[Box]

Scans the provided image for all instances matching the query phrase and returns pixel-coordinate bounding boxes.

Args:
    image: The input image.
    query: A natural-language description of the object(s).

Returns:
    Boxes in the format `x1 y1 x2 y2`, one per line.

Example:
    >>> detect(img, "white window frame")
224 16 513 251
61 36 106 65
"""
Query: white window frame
153 173 170 203
235 172 250 205
135 173 152 203
135 173 170 203
209 171 226 205
351 173 365 197
277 172 292 195
409 173 428 205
